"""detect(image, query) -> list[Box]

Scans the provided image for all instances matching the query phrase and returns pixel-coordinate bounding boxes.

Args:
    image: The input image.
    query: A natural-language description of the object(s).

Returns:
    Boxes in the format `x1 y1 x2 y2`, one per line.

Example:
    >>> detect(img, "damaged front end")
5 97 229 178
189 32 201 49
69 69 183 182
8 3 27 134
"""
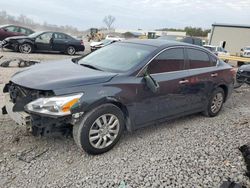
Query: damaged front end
2 82 74 136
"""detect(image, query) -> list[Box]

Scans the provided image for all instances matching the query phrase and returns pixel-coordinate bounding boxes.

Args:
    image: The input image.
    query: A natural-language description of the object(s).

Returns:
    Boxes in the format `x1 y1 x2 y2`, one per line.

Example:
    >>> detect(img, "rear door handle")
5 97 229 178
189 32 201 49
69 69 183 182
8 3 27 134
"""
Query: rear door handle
211 73 218 77
179 79 189 84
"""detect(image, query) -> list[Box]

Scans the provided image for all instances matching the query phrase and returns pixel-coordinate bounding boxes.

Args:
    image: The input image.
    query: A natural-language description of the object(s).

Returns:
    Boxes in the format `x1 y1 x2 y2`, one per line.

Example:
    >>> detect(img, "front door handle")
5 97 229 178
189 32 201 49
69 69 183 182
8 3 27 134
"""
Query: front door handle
179 79 189 84
211 73 218 77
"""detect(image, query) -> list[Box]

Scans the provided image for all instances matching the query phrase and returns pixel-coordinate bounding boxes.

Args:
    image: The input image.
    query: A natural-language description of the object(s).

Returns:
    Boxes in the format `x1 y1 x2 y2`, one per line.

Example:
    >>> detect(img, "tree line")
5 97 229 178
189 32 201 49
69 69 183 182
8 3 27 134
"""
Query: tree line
157 27 211 37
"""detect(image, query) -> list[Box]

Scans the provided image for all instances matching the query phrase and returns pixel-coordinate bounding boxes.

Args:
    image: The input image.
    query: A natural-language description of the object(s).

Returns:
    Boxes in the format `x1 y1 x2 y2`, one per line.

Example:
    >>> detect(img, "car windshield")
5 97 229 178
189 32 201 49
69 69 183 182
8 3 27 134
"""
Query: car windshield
28 31 44 38
245 47 250 50
78 43 156 72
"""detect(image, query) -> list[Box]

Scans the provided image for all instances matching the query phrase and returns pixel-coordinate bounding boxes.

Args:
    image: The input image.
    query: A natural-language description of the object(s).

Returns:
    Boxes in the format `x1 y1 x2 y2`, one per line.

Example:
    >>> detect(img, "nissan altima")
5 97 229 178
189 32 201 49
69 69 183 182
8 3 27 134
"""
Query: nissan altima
2 39 234 154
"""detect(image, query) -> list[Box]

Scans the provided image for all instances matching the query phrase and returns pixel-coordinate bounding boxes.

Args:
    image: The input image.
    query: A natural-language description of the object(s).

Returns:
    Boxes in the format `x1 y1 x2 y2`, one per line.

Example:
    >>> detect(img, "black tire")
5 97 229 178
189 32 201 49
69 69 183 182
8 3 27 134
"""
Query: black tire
203 87 225 117
66 46 76 55
73 104 125 155
19 43 33 54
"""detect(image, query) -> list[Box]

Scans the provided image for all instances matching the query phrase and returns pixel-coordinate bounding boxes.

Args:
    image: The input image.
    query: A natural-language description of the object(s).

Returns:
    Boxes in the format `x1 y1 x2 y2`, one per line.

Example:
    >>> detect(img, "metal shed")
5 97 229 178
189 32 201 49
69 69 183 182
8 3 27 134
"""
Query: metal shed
209 23 250 55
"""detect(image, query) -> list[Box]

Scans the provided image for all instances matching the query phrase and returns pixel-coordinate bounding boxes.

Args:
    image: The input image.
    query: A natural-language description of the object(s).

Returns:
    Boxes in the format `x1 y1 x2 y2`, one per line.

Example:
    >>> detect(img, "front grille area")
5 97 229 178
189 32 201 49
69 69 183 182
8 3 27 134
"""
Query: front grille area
6 82 54 111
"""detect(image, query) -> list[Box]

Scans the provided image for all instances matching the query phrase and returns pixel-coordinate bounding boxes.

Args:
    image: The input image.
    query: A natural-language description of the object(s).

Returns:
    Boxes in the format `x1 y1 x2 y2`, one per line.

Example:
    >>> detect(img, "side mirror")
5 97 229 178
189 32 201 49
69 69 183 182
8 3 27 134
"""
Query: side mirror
144 73 159 93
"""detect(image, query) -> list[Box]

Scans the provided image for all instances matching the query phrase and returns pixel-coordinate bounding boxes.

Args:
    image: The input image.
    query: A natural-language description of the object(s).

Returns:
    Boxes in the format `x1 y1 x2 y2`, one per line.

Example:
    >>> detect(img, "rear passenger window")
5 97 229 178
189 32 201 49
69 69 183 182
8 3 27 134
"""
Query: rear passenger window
148 48 185 74
187 49 211 69
54 33 68 39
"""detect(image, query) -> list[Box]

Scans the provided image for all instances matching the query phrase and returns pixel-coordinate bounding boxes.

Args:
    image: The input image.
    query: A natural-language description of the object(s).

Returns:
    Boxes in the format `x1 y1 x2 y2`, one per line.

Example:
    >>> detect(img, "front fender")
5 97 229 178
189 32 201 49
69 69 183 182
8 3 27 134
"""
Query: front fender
18 39 34 45
71 96 120 114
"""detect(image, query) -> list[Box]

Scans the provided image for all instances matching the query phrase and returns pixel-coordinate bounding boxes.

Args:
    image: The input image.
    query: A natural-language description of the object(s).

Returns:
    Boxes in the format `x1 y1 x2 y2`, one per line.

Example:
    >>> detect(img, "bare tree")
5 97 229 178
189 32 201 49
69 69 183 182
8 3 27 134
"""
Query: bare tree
103 15 116 30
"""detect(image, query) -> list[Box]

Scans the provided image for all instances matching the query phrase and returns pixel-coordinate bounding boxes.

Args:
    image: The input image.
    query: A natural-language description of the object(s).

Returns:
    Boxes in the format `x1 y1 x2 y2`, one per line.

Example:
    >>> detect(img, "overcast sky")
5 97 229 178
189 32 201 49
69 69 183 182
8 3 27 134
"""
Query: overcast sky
1 0 250 30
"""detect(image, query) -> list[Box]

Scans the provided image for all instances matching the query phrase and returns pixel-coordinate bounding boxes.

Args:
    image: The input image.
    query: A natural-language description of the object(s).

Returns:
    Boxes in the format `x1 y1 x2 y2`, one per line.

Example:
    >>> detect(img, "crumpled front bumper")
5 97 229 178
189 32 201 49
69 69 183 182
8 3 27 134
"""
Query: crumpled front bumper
2 93 31 127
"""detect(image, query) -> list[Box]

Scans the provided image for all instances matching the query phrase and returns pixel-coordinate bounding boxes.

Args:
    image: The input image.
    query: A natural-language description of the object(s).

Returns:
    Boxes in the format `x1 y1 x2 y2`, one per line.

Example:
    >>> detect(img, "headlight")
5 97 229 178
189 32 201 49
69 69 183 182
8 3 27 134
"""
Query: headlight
25 93 83 116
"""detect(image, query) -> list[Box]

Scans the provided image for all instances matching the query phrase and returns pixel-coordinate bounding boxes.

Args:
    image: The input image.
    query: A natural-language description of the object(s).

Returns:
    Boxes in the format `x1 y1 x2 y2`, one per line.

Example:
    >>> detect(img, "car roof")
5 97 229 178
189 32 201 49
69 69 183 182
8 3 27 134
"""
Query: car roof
121 39 193 48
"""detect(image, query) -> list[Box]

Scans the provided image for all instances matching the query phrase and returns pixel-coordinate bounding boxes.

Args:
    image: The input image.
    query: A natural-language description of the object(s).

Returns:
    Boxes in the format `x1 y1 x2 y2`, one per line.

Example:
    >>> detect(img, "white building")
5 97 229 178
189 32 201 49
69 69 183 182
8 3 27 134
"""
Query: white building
209 23 250 55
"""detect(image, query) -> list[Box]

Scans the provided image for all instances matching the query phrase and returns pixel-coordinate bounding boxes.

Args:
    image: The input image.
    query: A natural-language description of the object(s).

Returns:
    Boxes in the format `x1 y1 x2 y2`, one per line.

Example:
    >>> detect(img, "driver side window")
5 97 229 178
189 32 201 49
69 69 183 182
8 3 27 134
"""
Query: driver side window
147 48 185 74
36 33 53 44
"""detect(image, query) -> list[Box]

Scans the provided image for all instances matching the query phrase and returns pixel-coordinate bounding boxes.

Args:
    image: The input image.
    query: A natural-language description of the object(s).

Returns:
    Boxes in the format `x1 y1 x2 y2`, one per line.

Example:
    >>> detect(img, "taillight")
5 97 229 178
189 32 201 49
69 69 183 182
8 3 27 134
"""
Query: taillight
80 40 84 45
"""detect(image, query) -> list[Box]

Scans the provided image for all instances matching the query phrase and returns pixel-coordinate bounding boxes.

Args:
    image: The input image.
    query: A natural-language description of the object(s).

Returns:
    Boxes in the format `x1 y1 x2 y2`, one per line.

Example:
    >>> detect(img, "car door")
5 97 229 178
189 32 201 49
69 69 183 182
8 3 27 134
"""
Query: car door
185 48 217 110
134 47 192 125
35 32 53 51
52 33 68 52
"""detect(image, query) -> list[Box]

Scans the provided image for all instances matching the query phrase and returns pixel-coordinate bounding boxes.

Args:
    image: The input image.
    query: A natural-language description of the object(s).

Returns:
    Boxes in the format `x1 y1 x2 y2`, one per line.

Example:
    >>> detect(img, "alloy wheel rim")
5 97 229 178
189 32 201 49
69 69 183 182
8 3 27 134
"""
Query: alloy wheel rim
89 114 120 149
211 93 223 113
21 44 31 53
68 47 75 55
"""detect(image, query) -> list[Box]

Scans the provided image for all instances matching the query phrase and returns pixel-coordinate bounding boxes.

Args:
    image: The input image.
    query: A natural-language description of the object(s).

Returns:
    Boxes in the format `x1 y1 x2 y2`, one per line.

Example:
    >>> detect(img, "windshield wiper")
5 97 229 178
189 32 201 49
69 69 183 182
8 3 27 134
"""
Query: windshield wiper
80 64 102 71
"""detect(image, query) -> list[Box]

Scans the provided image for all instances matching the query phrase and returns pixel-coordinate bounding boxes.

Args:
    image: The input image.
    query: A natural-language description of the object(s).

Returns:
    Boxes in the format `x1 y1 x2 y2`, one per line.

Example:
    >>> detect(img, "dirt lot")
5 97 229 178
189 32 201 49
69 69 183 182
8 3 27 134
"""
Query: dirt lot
0 49 250 188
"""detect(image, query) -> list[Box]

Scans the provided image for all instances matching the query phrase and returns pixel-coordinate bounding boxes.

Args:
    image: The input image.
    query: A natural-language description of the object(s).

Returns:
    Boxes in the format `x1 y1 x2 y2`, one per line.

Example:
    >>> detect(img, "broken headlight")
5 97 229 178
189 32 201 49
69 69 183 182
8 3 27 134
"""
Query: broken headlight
25 93 83 116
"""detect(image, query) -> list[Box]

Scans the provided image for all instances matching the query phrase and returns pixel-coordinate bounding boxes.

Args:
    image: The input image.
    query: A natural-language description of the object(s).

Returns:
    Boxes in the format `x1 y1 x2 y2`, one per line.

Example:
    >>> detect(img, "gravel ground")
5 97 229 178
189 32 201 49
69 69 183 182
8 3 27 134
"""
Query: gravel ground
0 49 250 188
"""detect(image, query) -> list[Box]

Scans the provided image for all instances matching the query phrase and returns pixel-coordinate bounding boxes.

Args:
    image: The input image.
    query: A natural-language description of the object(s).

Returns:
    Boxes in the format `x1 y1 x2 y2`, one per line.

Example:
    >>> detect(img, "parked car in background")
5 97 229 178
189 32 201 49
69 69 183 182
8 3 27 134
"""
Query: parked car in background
157 36 203 46
2 39 234 154
180 37 203 46
240 46 250 57
90 39 119 52
1 31 85 55
203 45 230 56
0 24 34 41
236 64 250 85
105 35 125 41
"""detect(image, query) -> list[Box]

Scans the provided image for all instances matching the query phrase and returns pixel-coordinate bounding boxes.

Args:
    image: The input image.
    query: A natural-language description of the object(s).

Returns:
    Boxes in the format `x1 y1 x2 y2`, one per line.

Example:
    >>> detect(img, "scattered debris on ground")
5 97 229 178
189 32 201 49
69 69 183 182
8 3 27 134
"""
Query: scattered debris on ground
0 56 40 68
16 146 49 163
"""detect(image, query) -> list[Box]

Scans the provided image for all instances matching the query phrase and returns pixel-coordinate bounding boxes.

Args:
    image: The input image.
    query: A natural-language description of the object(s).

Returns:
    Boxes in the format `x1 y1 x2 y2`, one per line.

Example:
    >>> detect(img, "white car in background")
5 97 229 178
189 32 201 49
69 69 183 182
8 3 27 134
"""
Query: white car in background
90 39 117 52
203 45 230 56
240 46 250 58
105 35 125 41
90 36 125 52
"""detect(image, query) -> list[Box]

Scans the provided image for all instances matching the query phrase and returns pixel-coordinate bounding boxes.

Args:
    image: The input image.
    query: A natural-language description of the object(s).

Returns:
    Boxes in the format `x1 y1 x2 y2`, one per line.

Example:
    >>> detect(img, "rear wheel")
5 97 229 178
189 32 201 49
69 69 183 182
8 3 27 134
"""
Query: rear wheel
73 104 125 155
19 43 33 54
203 87 225 117
66 46 76 55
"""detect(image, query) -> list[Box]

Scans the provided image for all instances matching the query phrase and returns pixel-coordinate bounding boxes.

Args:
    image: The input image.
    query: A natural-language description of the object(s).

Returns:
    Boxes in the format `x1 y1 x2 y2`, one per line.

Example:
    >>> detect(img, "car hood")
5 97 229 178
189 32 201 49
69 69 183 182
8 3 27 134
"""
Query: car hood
5 36 30 41
11 59 118 90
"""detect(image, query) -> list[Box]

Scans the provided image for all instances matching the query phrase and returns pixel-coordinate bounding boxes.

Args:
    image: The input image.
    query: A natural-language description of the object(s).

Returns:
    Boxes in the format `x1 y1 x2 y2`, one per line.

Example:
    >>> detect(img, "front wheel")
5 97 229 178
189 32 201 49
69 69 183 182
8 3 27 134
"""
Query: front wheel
73 104 125 155
19 43 33 54
203 87 225 117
